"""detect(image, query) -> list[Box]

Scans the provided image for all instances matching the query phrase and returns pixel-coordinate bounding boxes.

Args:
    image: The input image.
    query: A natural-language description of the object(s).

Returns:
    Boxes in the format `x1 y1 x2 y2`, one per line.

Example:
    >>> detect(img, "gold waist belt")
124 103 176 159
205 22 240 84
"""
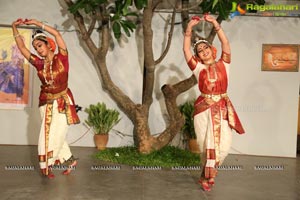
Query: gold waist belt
201 93 227 102
45 88 68 100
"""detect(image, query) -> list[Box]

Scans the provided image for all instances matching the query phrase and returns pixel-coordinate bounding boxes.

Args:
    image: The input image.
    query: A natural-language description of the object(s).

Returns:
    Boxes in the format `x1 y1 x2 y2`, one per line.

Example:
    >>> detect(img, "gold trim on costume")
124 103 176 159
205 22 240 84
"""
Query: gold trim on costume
45 88 68 100
211 103 221 164
194 95 244 134
64 96 76 124
39 155 45 162
201 93 227 102
59 47 68 56
187 56 198 70
29 54 37 64
221 51 231 64
42 103 53 175
57 59 65 73
38 151 53 162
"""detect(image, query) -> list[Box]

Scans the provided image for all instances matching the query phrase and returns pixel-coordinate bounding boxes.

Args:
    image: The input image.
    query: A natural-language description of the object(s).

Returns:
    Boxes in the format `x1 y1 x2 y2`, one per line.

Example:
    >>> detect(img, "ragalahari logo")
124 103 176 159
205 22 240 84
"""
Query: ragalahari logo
229 1 299 18
229 2 247 18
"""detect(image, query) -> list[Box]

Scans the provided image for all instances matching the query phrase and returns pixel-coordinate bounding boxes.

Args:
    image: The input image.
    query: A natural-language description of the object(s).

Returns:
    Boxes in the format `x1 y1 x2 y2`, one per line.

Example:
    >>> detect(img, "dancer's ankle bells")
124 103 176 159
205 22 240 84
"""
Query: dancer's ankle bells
62 155 78 175
47 172 55 179
46 167 55 179
208 178 215 186
198 179 211 192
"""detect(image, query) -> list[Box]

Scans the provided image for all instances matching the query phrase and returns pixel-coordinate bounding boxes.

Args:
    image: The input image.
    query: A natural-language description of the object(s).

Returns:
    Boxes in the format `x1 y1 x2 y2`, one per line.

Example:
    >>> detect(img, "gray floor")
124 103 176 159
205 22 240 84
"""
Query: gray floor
0 145 299 200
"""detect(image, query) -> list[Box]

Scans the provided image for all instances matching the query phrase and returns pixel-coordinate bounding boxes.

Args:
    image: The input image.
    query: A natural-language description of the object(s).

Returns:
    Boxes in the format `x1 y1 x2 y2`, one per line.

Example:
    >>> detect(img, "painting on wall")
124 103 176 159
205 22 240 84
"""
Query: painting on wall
0 27 32 109
261 44 299 72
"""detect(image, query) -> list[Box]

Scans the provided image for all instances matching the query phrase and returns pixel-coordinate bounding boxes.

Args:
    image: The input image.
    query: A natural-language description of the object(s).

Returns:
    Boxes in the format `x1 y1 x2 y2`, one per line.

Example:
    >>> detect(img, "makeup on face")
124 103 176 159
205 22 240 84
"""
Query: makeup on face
197 43 211 56
33 39 49 56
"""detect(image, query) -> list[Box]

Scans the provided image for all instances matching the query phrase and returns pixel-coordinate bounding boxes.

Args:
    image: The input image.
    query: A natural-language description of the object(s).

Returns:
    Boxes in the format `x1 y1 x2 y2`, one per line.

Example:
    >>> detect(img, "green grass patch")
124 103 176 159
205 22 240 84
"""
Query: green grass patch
93 145 200 168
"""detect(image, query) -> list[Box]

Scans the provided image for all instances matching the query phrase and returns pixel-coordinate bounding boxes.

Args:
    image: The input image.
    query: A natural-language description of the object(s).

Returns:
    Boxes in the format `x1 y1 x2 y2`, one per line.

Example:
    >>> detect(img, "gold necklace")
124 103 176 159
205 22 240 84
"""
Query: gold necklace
43 59 54 85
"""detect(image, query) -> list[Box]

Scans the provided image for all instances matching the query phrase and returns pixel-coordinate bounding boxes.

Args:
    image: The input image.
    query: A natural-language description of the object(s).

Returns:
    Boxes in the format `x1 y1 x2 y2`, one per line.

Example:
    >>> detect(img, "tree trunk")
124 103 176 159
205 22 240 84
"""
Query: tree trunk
63 0 212 154
132 0 186 154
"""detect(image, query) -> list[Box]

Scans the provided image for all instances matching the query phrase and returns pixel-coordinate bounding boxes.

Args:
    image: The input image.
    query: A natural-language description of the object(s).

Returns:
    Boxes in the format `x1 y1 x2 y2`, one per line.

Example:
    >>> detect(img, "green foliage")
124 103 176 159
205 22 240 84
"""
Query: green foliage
179 100 196 139
199 0 265 20
85 102 121 134
68 0 108 14
68 0 147 39
134 0 147 10
93 146 200 167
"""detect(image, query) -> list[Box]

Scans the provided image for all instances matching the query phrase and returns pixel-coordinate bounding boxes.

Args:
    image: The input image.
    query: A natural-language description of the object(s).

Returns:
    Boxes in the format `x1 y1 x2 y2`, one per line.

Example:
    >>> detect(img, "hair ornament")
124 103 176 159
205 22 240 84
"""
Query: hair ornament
193 39 211 49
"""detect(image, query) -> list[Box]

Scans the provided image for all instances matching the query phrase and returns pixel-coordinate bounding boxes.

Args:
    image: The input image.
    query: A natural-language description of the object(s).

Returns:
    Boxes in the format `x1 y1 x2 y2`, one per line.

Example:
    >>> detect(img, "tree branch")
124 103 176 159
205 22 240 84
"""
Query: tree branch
85 17 96 39
142 0 155 108
64 0 136 119
64 0 98 55
153 0 163 11
166 0 203 12
154 6 176 65
94 25 137 118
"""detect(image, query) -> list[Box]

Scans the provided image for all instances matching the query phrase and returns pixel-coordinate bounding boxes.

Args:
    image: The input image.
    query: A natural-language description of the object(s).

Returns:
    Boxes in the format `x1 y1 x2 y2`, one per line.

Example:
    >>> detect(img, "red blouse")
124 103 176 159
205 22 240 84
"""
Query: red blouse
29 48 80 125
187 52 245 134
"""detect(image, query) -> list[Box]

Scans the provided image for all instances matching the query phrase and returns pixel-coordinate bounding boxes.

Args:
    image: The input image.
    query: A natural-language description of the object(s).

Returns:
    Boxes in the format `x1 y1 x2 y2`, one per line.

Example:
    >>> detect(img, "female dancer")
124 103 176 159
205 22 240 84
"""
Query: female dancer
12 18 80 178
183 15 245 191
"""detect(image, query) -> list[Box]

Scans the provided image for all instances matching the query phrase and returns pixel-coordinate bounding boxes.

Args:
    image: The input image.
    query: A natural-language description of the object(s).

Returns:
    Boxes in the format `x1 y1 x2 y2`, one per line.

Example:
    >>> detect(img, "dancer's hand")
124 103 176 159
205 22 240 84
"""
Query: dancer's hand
23 19 39 26
191 16 201 21
204 14 217 23
12 18 24 27
186 16 201 31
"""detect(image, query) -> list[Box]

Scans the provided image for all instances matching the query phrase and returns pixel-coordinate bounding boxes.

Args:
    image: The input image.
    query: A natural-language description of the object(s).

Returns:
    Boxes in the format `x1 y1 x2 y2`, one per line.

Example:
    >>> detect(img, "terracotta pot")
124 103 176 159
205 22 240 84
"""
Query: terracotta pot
94 134 109 150
188 139 200 154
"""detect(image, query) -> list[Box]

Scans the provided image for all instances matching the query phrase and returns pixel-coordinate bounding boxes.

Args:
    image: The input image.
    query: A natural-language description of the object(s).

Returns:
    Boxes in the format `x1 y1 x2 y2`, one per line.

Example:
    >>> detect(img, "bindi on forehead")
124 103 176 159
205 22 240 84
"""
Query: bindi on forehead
197 44 209 51
33 40 44 48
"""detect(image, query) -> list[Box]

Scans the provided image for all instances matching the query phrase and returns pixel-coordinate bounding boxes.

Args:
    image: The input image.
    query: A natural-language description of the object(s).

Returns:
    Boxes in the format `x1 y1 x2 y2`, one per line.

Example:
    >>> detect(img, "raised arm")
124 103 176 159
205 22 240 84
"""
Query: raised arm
183 17 200 63
12 19 31 61
24 19 67 50
205 15 230 54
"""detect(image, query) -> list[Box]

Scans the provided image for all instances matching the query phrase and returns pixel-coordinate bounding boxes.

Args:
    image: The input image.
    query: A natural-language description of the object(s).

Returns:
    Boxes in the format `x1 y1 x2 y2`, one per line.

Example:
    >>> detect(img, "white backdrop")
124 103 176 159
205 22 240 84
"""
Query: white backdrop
0 0 299 157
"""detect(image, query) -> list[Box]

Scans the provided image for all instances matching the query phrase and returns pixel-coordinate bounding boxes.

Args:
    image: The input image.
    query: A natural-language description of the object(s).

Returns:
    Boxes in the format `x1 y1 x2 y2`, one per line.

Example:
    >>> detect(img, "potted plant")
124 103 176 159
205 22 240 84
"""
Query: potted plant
85 102 120 150
179 100 200 154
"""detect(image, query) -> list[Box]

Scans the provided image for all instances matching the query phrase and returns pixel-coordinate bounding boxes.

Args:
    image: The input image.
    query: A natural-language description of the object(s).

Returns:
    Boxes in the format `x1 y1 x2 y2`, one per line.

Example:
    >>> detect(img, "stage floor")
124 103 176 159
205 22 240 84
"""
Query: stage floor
0 145 299 200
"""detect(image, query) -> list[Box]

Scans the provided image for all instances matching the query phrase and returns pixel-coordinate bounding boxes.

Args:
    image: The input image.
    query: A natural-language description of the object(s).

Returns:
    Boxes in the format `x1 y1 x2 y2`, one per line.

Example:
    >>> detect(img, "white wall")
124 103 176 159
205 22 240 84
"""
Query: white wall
0 0 299 157
225 16 300 157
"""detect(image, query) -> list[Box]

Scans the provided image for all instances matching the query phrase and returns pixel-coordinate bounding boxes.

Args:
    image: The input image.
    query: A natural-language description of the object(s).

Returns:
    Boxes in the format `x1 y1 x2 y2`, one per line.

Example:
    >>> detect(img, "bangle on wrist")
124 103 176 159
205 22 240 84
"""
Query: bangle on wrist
184 31 192 37
214 25 221 32
14 33 20 38
41 23 45 30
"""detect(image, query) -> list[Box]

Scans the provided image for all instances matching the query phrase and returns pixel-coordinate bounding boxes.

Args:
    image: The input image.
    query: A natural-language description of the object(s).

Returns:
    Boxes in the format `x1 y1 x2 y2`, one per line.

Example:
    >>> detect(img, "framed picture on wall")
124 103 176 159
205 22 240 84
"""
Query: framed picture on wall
261 44 299 72
0 27 33 109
